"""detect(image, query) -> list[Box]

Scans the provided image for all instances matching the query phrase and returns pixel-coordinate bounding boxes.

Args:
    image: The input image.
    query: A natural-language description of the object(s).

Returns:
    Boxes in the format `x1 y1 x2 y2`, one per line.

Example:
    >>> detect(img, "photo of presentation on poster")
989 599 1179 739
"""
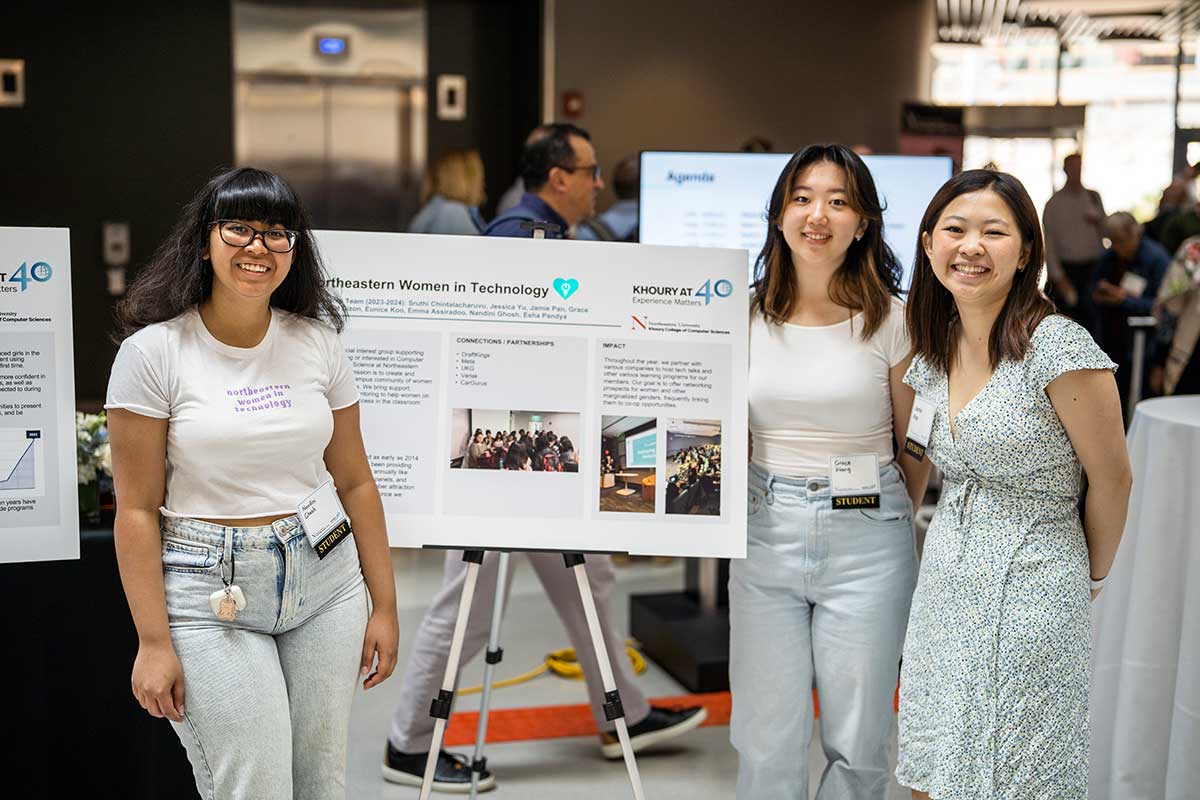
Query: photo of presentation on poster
0 227 78 564
317 231 748 558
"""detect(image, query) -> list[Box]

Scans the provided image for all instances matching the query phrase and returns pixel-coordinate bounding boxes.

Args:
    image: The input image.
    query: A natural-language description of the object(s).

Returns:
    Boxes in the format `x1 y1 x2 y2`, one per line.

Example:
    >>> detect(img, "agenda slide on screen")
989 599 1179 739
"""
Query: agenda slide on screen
0 227 78 563
638 151 953 289
317 231 748 558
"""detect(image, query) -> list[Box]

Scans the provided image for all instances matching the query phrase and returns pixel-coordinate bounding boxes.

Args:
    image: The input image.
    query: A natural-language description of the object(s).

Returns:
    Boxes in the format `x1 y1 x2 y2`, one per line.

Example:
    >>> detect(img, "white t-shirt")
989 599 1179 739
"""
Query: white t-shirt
749 297 910 477
104 306 359 519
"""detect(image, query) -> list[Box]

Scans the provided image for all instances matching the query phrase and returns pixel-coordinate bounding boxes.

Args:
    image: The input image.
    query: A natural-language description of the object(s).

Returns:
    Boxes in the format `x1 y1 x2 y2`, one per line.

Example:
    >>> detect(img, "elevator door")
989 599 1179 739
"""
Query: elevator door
236 75 425 232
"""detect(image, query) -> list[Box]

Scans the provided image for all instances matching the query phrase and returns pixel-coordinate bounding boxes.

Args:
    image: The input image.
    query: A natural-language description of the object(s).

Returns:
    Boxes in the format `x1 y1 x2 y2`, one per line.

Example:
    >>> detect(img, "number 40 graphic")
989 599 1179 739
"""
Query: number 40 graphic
8 261 53 291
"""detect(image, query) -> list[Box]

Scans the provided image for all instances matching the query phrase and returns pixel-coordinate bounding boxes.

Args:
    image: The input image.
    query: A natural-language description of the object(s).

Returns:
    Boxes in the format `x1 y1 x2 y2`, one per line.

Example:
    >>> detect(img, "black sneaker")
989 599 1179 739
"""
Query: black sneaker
599 704 708 759
381 743 496 793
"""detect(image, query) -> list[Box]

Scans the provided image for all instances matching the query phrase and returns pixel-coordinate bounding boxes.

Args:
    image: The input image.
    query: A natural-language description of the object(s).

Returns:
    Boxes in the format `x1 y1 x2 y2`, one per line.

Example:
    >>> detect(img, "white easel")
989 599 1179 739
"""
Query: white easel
418 222 647 800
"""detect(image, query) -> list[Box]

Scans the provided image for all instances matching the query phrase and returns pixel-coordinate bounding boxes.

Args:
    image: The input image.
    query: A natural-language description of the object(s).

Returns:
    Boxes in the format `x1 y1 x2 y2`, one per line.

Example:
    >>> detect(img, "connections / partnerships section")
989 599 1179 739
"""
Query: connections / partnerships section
344 330 441 515
0 332 58 527
597 339 730 522
443 335 587 520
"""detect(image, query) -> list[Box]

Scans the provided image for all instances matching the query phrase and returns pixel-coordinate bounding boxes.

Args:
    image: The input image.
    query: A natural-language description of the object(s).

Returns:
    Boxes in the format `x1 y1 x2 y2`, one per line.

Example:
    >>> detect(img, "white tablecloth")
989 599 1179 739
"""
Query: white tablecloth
1091 396 1200 800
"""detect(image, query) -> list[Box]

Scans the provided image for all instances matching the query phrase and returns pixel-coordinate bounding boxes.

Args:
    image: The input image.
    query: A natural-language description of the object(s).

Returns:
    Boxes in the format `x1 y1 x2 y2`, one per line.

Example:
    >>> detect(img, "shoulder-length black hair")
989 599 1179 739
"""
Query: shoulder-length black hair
114 167 345 340
906 169 1054 372
751 143 902 339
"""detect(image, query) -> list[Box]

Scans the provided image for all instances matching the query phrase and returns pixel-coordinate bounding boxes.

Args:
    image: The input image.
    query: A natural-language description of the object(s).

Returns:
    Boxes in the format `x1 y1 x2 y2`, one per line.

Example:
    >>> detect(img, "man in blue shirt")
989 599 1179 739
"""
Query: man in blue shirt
1093 212 1170 410
485 123 604 239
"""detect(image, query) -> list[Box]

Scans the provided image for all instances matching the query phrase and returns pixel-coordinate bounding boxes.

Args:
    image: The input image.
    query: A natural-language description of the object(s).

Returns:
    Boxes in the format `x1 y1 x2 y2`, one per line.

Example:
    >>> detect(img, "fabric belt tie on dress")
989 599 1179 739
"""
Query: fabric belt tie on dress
943 472 1074 563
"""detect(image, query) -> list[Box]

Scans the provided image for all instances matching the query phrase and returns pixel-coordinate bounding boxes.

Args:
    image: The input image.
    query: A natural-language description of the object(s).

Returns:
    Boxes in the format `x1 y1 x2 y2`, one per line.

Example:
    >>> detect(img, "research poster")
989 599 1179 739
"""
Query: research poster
0 227 78 563
318 231 748 558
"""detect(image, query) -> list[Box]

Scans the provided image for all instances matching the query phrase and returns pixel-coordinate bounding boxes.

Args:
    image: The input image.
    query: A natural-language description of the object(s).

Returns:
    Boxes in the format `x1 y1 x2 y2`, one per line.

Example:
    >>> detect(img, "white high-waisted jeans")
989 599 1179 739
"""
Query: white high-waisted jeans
730 462 918 799
159 514 368 800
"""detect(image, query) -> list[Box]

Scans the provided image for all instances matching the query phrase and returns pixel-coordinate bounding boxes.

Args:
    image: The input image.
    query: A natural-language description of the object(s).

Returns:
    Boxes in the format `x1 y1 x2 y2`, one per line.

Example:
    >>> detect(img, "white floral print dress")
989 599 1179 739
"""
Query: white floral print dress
895 314 1116 799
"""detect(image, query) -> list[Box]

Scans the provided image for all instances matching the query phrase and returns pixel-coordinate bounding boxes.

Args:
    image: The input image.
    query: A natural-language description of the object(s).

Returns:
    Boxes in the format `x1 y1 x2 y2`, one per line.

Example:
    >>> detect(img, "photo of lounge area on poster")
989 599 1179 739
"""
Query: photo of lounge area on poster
599 416 657 513
665 419 722 516
449 409 581 472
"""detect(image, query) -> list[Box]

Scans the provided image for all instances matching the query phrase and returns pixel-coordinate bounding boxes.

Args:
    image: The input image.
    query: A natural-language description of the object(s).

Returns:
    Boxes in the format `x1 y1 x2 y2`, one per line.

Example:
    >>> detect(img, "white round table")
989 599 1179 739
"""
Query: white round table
1090 395 1200 800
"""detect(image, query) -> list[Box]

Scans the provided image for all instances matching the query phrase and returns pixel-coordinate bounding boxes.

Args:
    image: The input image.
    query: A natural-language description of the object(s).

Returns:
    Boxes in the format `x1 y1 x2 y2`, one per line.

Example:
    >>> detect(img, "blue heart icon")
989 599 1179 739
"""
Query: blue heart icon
553 277 580 300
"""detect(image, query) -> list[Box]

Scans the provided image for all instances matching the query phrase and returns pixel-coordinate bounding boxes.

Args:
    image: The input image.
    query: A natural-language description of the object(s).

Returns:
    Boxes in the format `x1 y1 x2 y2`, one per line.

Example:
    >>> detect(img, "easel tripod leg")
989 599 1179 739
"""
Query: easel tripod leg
563 553 647 800
469 550 511 798
419 549 485 800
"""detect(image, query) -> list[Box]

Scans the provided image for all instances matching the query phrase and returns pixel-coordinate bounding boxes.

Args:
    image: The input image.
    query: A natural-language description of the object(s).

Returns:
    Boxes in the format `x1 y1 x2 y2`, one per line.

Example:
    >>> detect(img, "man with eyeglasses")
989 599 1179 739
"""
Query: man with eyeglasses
382 122 706 794
484 122 605 238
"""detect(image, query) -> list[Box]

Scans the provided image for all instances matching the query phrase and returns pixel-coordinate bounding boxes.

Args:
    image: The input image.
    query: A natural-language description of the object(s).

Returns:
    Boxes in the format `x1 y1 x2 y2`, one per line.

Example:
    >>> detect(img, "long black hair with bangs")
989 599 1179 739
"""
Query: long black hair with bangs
114 167 345 340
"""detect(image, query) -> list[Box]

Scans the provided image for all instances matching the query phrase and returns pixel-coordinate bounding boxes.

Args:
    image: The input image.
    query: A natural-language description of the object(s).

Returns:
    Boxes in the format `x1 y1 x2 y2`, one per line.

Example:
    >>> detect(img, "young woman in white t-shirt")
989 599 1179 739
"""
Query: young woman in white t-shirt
731 144 932 799
105 167 398 800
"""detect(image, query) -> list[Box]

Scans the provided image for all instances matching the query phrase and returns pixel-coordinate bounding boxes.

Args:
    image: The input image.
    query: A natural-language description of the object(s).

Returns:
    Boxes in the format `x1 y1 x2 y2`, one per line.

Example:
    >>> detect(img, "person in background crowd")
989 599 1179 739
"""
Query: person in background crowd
1152 234 1200 395
1159 195 1200 259
1143 180 1189 246
1043 153 1106 336
503 443 532 470
1092 212 1170 410
734 144 930 799
466 432 488 469
495 124 553 214
898 168 1131 800
408 149 486 235
576 154 640 242
105 167 398 799
485 123 605 239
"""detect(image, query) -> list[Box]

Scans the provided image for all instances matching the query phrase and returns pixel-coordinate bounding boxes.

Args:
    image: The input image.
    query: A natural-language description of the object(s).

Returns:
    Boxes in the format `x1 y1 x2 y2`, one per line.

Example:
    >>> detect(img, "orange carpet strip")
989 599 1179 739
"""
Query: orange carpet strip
442 687 899 746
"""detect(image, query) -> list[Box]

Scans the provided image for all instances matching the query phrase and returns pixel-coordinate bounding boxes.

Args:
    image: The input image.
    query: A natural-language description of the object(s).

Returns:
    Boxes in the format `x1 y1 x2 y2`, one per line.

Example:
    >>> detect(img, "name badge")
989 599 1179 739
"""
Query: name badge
904 395 937 462
830 454 881 509
297 480 352 559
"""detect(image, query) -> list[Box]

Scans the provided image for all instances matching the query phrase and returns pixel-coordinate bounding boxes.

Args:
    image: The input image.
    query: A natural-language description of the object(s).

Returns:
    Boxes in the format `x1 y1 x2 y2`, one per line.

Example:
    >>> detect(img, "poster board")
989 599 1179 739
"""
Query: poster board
319 231 748 558
0 227 78 563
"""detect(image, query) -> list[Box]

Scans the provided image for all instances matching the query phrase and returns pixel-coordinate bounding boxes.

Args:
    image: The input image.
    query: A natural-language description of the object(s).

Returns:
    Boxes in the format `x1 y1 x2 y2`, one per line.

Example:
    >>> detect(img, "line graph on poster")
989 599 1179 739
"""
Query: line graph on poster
0 429 45 493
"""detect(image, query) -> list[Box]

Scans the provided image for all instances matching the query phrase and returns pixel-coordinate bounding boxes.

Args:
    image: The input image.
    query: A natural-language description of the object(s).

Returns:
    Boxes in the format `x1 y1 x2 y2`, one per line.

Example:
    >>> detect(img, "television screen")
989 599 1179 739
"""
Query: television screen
638 151 953 289
624 428 657 468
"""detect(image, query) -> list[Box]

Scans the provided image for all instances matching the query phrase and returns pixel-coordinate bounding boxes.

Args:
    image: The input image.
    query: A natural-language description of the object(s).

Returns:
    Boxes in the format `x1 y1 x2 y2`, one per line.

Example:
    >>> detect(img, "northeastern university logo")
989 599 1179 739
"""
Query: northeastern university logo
0 261 53 293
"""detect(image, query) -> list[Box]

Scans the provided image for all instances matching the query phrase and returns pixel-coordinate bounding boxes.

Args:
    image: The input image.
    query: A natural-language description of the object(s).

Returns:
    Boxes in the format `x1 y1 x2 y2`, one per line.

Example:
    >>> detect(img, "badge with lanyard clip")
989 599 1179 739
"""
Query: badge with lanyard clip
904 395 937 462
209 550 246 622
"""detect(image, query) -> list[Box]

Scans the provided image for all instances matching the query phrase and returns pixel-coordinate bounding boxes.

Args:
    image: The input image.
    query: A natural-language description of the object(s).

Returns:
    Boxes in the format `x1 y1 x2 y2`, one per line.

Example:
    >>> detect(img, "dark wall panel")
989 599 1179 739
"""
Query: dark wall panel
426 0 542 220
0 1 236 405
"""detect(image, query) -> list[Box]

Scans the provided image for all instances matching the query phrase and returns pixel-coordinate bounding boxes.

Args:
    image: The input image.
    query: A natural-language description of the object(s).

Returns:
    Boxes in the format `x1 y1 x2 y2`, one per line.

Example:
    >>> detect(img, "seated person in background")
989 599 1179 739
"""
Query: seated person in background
1151 235 1200 396
503 443 532 471
1144 180 1189 245
536 432 561 472
575 154 640 242
1093 212 1170 410
408 149 486 235
559 436 579 472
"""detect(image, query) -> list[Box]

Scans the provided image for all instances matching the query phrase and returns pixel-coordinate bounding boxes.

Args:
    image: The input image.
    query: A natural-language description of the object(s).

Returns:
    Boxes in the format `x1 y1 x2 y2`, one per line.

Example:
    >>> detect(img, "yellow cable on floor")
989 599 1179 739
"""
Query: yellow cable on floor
457 641 647 697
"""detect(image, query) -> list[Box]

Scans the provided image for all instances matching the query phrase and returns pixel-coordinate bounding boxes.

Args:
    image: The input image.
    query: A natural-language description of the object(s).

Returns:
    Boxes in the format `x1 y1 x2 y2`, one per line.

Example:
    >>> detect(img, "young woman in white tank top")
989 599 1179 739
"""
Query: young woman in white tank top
730 144 932 799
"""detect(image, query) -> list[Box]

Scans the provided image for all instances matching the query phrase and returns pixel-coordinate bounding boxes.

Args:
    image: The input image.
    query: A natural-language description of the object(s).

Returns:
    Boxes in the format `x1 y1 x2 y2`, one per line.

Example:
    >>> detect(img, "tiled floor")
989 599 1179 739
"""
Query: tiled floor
344 548 910 799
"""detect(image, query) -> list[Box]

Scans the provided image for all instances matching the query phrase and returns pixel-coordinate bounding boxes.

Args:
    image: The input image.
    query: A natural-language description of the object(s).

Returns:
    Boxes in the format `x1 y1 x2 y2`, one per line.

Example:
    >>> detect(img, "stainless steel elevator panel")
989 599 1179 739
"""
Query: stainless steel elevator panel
233 3 426 232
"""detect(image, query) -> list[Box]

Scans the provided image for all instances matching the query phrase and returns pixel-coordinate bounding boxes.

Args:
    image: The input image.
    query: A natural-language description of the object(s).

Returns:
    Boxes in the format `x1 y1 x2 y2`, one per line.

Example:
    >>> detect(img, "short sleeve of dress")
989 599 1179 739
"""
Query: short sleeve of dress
104 338 171 419
903 354 933 396
1026 314 1117 391
324 328 359 410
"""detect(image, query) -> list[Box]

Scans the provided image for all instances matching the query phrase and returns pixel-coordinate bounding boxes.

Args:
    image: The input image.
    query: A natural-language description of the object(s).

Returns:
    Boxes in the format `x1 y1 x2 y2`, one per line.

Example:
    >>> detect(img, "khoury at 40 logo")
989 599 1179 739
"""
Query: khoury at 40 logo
1 261 54 292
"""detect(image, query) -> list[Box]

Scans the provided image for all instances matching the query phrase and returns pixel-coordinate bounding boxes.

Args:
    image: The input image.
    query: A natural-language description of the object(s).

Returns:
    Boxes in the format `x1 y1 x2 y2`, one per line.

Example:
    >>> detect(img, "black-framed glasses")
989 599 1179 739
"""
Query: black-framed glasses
554 162 601 180
210 220 299 253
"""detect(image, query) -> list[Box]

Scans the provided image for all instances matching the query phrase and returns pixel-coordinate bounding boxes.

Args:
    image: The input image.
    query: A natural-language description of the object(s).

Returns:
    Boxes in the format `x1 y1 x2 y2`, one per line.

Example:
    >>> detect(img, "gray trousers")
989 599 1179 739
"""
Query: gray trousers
389 550 652 751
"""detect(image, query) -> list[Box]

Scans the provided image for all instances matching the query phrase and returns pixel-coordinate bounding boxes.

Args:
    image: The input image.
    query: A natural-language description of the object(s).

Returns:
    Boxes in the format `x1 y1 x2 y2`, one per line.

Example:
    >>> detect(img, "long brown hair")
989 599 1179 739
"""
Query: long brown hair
751 144 902 339
906 169 1054 371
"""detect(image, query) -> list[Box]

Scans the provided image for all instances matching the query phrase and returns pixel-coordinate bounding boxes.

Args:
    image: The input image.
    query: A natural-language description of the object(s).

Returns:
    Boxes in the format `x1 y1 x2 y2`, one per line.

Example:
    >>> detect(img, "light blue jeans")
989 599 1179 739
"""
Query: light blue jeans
160 515 369 800
730 462 918 799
